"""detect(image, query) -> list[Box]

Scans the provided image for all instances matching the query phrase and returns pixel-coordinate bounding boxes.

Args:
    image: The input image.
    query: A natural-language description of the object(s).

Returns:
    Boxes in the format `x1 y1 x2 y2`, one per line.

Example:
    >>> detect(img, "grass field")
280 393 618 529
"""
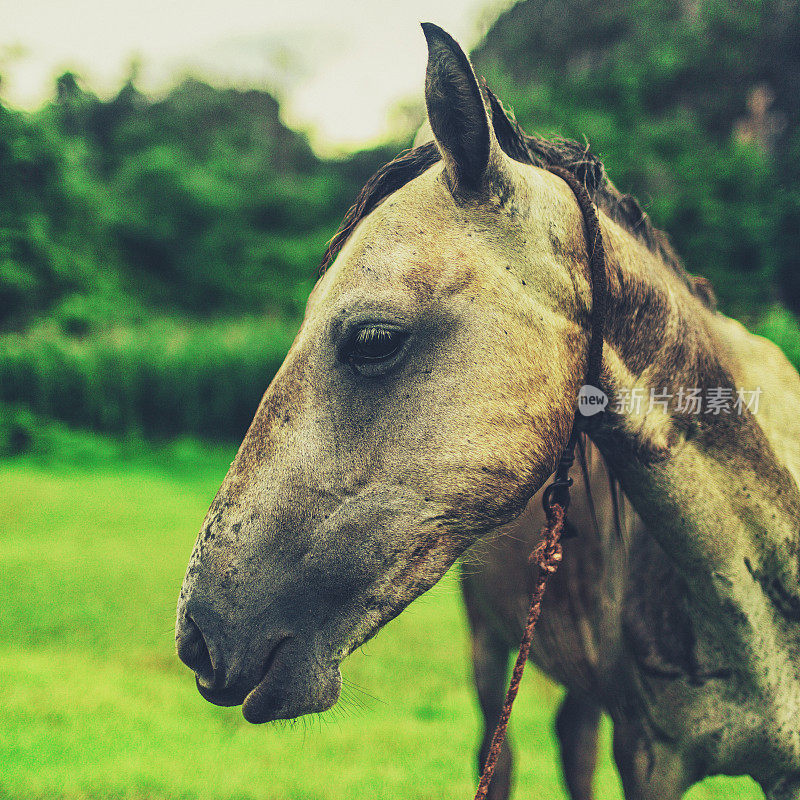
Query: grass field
0 444 766 799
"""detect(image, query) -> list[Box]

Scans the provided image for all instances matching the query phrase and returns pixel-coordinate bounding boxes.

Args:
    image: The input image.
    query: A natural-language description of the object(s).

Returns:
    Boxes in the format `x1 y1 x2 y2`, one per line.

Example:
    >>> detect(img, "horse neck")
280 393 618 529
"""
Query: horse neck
588 214 800 615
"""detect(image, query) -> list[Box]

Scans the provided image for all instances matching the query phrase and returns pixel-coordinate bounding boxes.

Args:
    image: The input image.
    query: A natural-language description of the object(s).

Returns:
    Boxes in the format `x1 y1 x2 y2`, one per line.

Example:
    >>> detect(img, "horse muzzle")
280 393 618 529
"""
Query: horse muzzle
175 601 341 722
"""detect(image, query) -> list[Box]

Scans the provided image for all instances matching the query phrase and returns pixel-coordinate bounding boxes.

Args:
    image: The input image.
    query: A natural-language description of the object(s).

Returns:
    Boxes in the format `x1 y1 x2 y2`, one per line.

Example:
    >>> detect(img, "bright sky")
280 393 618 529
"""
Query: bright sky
1 0 515 152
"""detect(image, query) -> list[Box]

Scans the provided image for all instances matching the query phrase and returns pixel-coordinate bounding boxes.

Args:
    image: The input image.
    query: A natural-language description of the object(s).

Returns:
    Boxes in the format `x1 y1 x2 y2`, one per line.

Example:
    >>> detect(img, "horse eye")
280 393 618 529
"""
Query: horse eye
349 325 406 365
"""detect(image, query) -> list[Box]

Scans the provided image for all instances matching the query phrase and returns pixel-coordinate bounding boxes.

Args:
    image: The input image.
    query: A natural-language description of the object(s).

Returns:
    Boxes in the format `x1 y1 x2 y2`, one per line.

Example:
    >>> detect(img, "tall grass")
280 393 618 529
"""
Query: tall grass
0 316 298 440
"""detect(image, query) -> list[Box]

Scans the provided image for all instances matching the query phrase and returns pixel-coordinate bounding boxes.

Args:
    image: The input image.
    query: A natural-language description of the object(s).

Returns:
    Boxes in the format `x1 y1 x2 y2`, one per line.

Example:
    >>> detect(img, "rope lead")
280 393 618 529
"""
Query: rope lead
472 163 607 799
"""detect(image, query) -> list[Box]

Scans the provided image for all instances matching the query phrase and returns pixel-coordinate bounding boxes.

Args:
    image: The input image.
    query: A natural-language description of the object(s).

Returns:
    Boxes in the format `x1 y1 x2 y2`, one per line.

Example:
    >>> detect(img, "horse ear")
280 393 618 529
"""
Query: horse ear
421 23 497 195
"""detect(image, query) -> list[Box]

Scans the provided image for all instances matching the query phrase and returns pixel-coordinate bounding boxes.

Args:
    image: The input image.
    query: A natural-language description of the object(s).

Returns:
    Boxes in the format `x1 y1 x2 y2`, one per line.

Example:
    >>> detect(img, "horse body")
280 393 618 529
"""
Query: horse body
175 24 800 799
465 432 800 799
597 218 800 798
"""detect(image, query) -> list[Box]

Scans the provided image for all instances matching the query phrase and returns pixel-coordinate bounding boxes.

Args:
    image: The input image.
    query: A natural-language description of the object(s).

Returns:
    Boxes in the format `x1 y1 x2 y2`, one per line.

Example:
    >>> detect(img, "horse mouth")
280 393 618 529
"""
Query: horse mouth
241 638 342 724
197 634 338 724
196 677 250 707
196 635 290 711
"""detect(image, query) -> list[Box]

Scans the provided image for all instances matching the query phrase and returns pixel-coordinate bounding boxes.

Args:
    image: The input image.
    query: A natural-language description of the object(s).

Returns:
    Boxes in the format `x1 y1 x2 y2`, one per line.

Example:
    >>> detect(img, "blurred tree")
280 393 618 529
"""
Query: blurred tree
0 98 116 329
472 0 800 315
3 72 401 324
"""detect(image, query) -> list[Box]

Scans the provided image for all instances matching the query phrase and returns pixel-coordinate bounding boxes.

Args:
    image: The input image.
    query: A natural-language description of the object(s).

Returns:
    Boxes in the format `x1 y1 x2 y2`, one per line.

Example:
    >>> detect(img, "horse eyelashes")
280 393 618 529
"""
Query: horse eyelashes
351 326 405 363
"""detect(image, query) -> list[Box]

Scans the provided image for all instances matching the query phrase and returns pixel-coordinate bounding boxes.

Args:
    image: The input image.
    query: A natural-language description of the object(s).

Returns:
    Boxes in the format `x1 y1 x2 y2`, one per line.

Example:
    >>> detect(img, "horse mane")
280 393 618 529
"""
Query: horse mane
319 87 714 310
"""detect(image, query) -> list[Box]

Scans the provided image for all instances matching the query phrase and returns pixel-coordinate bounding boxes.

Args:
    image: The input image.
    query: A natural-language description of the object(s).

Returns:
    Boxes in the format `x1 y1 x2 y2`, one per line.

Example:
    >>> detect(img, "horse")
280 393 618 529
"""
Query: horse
176 23 800 800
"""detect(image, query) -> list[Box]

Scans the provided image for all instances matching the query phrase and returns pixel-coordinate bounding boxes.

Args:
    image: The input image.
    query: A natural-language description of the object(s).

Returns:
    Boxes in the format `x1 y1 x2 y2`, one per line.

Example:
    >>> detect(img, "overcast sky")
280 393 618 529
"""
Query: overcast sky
1 0 514 152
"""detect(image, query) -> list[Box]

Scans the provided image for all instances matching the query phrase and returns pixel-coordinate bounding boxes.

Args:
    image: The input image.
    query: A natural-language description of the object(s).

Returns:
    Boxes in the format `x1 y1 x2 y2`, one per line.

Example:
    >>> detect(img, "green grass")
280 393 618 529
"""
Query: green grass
0 449 765 799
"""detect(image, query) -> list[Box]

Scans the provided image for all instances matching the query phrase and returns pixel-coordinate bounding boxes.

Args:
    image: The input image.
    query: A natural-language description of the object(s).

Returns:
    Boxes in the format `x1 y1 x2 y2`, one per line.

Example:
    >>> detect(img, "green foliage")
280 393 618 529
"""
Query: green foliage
0 406 236 477
473 0 800 316
0 404 35 455
0 104 121 327
0 316 299 439
1 75 400 327
755 305 800 367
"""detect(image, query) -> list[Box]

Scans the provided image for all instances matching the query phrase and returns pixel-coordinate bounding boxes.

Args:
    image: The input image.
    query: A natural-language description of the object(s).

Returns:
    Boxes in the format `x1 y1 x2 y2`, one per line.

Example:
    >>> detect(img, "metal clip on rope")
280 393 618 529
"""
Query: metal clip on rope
542 429 579 515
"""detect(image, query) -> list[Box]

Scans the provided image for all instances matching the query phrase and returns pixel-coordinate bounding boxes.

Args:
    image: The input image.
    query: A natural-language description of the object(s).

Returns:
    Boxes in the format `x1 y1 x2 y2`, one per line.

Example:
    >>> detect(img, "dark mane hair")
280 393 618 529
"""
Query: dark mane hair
320 87 713 308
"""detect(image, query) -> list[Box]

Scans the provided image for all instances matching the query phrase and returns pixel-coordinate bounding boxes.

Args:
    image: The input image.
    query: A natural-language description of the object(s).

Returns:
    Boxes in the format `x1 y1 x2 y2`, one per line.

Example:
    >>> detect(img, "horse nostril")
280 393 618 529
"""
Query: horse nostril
177 614 215 688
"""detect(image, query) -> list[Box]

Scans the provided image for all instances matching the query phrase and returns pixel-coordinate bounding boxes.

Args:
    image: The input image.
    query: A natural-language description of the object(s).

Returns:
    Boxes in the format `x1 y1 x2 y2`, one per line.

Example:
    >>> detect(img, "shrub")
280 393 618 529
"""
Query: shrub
0 316 298 440
755 306 800 370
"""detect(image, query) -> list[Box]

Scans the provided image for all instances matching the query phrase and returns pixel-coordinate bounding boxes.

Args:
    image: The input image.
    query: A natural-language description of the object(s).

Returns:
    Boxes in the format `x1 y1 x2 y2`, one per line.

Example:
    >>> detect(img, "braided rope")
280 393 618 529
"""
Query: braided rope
472 505 565 800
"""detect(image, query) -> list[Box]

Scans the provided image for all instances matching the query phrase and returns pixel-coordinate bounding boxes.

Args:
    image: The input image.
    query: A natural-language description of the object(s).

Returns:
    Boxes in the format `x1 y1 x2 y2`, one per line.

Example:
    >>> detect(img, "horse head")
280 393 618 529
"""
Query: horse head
175 23 591 723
